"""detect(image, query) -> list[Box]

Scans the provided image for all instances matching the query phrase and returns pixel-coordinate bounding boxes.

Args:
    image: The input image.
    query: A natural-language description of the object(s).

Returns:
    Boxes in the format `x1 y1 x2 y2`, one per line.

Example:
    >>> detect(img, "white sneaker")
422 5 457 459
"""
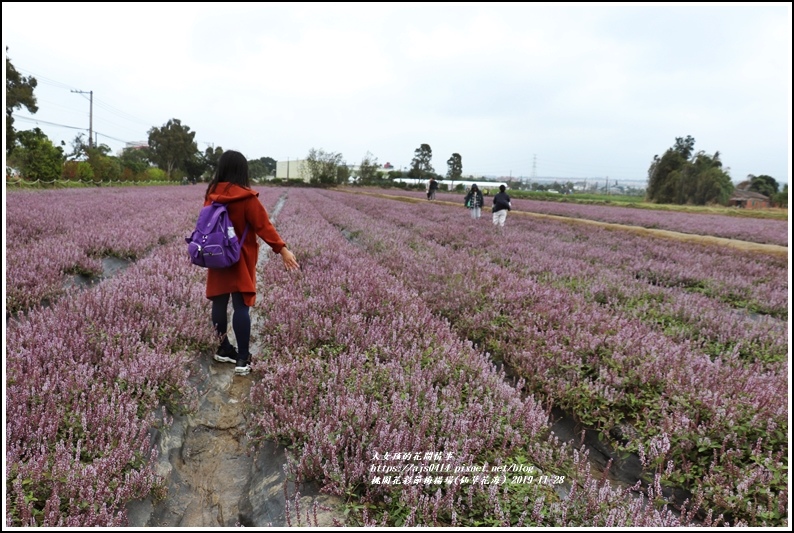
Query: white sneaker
214 344 238 364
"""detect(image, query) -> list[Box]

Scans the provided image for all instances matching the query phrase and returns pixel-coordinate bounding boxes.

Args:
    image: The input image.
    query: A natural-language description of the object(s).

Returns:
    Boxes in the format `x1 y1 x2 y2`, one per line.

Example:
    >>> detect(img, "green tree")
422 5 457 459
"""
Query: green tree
647 136 733 205
10 128 64 181
446 152 462 181
183 152 207 182
119 146 151 176
357 151 380 184
147 118 198 178
202 146 225 179
144 167 167 181
692 166 733 205
647 137 691 203
409 143 434 180
85 144 121 181
5 48 38 151
336 164 351 184
747 174 779 197
673 135 696 159
304 147 345 185
249 156 276 182
181 146 229 183
681 151 731 205
63 134 121 181
257 156 277 176
65 133 89 161
389 169 405 181
771 183 787 208
62 160 94 181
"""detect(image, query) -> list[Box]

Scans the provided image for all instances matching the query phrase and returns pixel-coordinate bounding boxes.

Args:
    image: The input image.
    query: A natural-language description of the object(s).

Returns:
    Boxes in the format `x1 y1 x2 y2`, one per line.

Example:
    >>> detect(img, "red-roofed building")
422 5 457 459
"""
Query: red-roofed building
728 190 770 209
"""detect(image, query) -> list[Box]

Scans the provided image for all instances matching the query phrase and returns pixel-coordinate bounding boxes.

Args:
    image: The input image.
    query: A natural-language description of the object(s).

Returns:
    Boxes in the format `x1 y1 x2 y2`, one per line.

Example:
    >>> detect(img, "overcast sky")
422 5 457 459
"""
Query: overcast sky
3 2 791 185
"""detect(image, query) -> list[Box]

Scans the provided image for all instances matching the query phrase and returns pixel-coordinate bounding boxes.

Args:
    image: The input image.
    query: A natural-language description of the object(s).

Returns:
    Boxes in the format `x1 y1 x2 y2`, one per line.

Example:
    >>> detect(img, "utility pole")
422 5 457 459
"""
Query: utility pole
71 89 93 148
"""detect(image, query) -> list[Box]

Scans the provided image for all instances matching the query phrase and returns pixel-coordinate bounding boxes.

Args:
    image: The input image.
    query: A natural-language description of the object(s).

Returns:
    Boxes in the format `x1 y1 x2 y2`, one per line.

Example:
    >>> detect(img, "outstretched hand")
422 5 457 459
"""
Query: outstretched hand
279 247 300 271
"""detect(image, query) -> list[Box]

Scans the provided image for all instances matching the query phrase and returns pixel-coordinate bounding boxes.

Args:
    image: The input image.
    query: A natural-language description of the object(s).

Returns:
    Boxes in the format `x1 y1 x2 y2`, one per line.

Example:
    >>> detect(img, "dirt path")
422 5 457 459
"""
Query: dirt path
126 192 347 527
342 189 789 258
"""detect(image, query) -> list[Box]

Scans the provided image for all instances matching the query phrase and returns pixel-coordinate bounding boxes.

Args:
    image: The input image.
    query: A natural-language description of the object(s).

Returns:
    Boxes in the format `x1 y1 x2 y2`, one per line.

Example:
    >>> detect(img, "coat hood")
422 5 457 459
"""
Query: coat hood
206 182 259 204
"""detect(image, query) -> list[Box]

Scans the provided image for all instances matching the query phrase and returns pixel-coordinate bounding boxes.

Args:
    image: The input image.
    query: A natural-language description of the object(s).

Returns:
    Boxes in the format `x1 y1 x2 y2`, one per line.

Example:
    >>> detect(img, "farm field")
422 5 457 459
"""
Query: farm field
370 187 789 247
4 186 789 527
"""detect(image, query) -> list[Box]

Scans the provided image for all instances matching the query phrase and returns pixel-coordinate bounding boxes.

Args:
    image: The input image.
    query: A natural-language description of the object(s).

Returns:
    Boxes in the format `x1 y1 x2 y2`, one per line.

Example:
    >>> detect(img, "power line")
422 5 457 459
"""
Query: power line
12 114 138 146
15 68 76 91
12 114 85 131
93 98 154 127
15 67 155 137
97 132 137 144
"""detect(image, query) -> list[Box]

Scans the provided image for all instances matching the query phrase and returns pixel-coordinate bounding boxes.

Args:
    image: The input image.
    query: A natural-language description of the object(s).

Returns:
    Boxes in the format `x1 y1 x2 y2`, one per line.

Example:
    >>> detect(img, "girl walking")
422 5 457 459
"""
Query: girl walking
464 184 484 219
203 150 300 375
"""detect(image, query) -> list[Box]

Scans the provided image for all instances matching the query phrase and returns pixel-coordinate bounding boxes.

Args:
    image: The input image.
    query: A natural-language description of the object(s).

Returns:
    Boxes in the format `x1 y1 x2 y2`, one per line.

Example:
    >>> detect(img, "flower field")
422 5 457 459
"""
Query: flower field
376 188 789 247
4 186 789 527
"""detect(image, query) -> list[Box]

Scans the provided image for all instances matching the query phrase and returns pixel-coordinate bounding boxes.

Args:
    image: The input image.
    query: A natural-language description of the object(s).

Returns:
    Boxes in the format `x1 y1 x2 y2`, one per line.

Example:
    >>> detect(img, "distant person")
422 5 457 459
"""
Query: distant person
202 150 300 375
428 177 439 200
464 183 484 219
492 184 512 228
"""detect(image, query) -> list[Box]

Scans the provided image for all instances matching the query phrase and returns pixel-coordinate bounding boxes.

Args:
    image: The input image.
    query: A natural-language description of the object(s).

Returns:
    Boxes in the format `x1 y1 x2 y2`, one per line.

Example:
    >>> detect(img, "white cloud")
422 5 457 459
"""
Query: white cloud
3 2 790 183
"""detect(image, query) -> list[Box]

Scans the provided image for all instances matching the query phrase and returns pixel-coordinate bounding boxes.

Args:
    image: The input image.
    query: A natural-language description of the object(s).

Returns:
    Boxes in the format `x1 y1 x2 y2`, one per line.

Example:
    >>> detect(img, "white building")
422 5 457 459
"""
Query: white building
275 159 310 181
278 160 399 182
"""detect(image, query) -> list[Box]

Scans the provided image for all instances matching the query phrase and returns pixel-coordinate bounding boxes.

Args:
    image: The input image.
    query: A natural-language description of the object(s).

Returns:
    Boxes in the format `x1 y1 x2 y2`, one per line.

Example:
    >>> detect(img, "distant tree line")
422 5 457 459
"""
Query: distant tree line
647 136 732 205
10 46 783 202
300 142 469 189
5 50 277 184
646 135 783 207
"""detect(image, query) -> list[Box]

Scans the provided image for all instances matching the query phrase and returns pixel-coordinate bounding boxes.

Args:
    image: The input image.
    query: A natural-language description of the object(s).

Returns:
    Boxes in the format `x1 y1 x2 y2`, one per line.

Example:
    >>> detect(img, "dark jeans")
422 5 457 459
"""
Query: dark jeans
211 293 250 359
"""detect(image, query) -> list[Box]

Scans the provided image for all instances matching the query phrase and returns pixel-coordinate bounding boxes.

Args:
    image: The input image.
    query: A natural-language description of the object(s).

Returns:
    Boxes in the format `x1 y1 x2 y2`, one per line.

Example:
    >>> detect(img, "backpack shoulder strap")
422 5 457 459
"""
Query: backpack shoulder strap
216 200 251 241
204 202 228 228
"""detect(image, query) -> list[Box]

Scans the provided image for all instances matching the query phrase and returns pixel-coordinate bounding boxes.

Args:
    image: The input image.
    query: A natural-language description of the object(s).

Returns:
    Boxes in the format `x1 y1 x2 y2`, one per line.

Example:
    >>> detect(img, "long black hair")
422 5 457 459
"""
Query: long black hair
205 150 250 200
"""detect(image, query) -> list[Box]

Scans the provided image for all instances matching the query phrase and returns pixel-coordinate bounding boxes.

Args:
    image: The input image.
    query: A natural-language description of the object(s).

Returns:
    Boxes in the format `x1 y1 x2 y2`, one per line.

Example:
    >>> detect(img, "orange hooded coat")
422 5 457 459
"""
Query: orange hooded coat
204 183 286 306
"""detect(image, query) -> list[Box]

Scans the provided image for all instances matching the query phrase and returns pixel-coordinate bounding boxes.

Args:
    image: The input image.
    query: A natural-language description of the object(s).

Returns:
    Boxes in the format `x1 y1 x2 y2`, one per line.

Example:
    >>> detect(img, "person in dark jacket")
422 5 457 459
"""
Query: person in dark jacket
492 184 511 228
203 150 300 375
427 177 439 200
464 184 484 219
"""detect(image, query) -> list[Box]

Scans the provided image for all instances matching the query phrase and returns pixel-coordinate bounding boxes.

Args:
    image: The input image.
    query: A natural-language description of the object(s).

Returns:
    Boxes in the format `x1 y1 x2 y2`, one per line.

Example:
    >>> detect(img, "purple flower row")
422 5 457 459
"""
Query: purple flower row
374 188 789 246
305 190 786 525
5 187 203 314
340 189 788 347
5 187 284 526
243 189 712 526
6 241 212 525
3 186 780 526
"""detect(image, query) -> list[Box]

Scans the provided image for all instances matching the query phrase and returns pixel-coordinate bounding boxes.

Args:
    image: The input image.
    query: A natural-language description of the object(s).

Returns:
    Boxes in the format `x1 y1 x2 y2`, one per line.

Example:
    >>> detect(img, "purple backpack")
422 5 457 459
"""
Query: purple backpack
186 202 249 269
